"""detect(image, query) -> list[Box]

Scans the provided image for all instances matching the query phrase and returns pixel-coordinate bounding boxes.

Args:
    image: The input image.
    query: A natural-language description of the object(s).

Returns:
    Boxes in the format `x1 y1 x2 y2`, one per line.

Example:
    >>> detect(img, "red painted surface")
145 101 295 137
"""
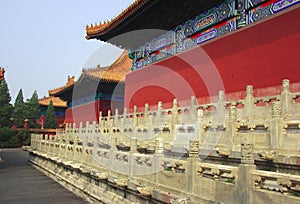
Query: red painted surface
63 99 124 126
125 7 300 109
64 101 100 126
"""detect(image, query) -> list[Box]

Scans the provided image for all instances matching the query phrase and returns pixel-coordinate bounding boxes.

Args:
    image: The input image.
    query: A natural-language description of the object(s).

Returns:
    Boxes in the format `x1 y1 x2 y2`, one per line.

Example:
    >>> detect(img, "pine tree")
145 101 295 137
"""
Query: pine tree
0 80 13 128
25 90 41 128
12 89 25 128
44 100 57 129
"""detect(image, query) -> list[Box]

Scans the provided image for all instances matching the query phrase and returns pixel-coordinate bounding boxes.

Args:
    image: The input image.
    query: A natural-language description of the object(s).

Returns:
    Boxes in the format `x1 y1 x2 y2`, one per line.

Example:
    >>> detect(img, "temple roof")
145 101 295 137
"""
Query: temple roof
48 76 75 96
38 96 67 108
54 51 131 101
77 50 132 83
86 0 224 48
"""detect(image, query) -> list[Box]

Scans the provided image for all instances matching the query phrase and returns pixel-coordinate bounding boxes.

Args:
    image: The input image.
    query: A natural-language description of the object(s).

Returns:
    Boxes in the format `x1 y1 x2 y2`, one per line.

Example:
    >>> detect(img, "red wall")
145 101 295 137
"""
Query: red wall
125 7 300 109
64 100 100 126
64 99 124 126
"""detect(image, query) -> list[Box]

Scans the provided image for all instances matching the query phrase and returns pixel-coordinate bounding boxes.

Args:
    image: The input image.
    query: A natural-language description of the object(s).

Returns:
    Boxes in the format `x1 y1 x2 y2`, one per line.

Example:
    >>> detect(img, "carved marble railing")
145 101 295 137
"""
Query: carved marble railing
29 139 300 203
56 80 300 161
29 79 300 203
252 170 300 200
30 136 241 202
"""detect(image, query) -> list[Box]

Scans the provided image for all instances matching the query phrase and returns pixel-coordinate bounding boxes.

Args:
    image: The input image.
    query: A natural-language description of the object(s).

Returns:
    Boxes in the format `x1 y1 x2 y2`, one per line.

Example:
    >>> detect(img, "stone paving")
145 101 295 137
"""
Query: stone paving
0 148 88 204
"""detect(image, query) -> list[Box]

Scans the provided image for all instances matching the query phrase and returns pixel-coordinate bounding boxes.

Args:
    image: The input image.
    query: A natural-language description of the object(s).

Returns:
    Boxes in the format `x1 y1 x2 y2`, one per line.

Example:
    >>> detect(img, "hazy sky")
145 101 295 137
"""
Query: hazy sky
0 0 135 102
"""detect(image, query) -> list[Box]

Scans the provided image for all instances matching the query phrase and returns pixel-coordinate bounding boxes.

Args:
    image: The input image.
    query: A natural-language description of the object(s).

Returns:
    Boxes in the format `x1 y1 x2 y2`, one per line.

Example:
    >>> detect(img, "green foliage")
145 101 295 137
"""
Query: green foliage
291 191 300 197
8 134 19 147
17 129 30 146
0 80 13 128
12 89 25 128
0 128 30 147
0 127 13 142
44 100 57 129
0 80 11 105
225 178 235 184
25 90 41 128
0 127 19 148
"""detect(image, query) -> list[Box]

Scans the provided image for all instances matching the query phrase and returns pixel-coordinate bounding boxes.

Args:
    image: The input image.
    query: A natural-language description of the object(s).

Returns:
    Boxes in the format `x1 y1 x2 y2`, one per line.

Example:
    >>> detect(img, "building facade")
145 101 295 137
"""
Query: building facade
29 1 300 203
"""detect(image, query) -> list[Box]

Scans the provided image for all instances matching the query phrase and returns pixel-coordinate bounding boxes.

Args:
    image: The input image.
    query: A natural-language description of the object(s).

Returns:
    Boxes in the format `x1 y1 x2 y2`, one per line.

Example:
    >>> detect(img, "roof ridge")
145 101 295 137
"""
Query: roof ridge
86 0 151 37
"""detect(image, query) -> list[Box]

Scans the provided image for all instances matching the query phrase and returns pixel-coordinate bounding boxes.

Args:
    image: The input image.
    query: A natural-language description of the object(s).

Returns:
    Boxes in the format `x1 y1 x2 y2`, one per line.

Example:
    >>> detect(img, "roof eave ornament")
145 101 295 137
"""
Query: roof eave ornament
0 67 5 81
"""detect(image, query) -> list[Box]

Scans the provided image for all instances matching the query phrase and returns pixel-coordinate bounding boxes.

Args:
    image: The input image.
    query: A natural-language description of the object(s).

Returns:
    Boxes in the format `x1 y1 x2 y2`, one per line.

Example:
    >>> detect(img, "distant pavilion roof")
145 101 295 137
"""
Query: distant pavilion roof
54 51 131 101
48 76 75 96
77 50 132 83
85 0 224 48
38 96 67 108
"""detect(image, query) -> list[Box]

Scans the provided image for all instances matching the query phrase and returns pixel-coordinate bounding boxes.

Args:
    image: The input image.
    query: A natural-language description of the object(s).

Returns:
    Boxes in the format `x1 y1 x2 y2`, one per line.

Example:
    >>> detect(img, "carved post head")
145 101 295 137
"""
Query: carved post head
218 90 225 101
197 109 203 119
173 98 178 108
229 105 236 120
158 101 162 109
133 105 137 114
282 79 290 92
272 101 281 117
99 111 102 123
241 143 254 164
144 103 149 112
246 85 253 97
123 107 128 116
115 109 119 117
191 95 196 106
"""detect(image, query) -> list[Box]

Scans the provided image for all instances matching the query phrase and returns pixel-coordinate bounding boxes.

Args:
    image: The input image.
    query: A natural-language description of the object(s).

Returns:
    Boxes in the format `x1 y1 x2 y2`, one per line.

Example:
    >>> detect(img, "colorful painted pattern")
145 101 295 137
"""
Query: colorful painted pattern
130 0 235 61
246 0 268 9
237 0 247 27
247 0 299 23
130 0 299 70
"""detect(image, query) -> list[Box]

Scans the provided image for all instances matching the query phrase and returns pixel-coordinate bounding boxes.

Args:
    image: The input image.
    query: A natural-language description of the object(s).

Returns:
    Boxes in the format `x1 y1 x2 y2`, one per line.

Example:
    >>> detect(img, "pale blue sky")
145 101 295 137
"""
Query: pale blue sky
0 0 135 102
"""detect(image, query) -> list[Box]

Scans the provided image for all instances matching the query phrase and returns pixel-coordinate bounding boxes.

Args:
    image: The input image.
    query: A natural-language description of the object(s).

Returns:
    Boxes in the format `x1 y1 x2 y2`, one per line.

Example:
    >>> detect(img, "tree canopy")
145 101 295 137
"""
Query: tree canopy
44 100 57 129
0 80 13 128
12 89 25 128
25 90 41 128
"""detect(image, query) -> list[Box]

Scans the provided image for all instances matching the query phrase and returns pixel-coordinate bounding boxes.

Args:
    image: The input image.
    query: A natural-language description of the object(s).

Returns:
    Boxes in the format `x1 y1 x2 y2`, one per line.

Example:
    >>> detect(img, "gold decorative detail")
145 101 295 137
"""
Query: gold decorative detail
86 0 147 37
0 67 5 81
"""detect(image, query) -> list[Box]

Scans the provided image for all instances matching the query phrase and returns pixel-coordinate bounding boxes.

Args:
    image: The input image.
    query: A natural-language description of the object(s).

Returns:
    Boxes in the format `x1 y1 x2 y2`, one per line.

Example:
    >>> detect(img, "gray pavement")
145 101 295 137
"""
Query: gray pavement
0 148 88 204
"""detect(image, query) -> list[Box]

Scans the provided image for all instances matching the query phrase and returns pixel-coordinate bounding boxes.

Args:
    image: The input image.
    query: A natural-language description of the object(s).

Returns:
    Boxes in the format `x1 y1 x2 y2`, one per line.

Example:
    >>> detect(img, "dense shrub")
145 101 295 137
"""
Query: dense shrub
17 129 30 146
0 127 19 148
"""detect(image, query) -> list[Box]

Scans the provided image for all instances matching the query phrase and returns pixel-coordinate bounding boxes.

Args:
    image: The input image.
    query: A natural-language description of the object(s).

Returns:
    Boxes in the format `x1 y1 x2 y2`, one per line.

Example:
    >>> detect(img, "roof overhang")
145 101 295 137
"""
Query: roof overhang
86 0 225 48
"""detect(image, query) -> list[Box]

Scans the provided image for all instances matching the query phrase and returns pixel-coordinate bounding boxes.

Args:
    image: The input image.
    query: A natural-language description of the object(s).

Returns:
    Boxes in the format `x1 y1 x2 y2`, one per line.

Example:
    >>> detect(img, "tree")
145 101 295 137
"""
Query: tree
44 100 57 129
0 127 18 148
0 80 13 128
25 90 41 128
12 89 25 128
